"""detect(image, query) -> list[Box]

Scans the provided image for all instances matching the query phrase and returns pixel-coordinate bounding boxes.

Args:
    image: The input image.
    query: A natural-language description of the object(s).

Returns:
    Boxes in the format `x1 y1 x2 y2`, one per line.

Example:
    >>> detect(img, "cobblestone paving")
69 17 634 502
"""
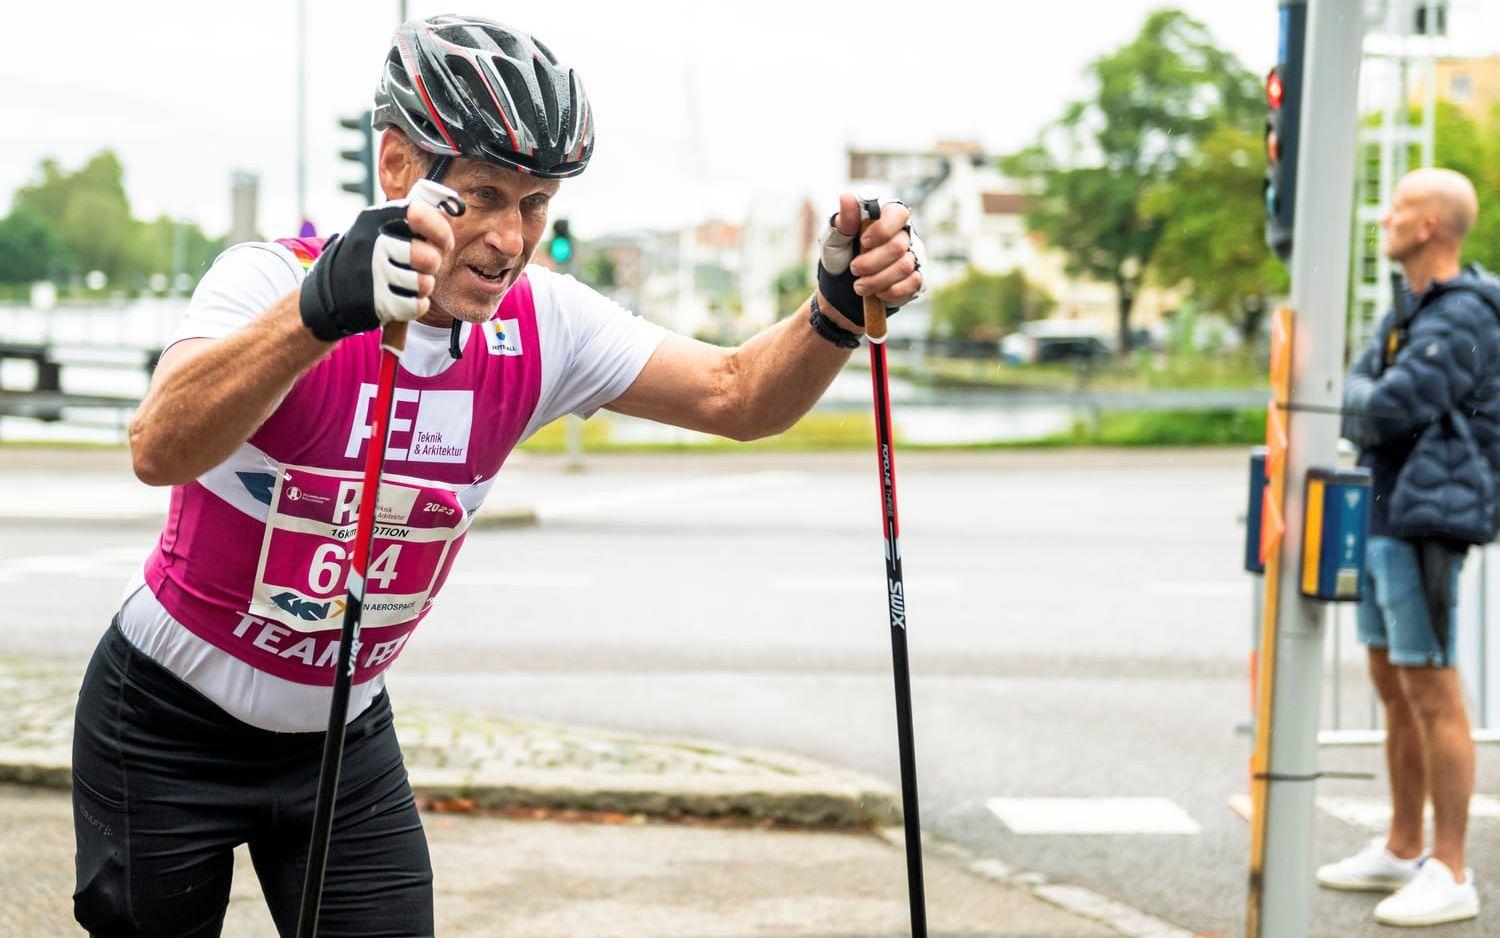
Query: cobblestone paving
0 657 854 782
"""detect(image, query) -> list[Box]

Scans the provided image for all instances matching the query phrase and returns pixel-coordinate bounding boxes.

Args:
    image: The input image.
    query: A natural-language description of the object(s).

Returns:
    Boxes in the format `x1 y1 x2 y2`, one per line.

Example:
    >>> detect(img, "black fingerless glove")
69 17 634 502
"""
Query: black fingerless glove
299 204 412 342
816 214 865 327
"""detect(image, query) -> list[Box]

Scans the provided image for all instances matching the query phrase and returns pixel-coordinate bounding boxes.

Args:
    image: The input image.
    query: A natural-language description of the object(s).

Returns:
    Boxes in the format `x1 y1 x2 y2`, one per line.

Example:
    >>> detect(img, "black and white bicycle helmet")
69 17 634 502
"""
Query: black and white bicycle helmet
373 15 594 179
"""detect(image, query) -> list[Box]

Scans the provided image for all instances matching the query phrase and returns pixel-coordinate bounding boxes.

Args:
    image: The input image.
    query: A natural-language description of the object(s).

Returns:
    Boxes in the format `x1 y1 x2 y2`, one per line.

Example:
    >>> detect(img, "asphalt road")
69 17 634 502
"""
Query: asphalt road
4 448 1499 937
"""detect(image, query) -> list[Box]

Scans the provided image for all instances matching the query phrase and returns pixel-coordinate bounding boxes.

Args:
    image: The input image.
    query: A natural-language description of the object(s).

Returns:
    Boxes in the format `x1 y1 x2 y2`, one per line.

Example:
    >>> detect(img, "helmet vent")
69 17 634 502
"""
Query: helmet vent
446 55 504 135
385 49 415 92
532 56 561 142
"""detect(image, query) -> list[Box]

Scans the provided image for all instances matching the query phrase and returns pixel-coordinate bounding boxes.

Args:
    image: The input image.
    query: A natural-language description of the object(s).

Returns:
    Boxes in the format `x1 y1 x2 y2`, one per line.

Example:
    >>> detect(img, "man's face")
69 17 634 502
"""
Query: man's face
1380 182 1431 263
429 159 561 323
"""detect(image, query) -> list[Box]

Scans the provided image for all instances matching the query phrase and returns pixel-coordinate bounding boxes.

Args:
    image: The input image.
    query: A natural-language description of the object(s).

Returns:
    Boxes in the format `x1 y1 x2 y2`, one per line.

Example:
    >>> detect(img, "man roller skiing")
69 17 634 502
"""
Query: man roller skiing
72 14 925 937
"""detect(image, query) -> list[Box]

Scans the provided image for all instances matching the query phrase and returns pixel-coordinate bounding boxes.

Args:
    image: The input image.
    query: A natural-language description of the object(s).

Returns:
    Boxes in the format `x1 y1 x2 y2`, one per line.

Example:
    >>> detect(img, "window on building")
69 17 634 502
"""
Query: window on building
1450 74 1473 103
1361 224 1380 282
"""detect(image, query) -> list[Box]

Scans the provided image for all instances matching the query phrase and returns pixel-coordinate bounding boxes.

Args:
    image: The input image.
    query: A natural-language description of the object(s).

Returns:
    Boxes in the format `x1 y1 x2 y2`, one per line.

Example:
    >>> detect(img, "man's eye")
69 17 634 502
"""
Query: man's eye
472 188 498 203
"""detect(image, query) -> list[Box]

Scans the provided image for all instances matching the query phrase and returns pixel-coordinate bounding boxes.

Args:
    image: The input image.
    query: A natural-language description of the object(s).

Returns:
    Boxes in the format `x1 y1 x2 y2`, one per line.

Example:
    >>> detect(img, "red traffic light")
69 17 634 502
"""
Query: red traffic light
1266 68 1284 109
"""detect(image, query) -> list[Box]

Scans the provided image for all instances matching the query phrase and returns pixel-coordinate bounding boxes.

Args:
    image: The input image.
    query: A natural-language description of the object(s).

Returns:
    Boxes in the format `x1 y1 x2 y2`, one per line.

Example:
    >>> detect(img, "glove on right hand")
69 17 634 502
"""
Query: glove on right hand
299 179 464 341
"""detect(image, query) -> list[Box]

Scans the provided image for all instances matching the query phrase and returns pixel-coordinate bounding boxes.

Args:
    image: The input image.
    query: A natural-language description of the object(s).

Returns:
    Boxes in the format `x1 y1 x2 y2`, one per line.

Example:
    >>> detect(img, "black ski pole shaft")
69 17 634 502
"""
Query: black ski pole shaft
862 212 928 938
296 320 408 938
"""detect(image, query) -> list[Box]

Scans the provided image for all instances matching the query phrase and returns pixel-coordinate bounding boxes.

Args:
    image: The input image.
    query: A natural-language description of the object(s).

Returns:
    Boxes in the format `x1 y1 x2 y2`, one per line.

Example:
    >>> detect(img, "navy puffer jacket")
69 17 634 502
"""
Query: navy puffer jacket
1342 265 1500 545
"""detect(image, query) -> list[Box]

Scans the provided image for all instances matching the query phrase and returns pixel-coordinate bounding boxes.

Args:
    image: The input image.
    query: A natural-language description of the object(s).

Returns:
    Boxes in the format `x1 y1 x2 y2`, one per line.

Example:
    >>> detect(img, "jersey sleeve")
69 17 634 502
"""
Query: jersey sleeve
524 268 669 435
167 243 303 349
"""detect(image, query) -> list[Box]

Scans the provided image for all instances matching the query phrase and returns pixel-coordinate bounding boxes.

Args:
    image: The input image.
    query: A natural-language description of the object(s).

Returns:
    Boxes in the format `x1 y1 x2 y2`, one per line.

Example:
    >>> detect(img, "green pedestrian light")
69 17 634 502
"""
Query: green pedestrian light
548 219 573 266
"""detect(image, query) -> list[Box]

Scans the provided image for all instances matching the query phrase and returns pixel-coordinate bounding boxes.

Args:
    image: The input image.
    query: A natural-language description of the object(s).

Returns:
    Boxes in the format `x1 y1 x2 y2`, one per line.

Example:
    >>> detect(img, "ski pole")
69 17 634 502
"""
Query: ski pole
296 178 463 936
295 317 408 938
861 200 928 938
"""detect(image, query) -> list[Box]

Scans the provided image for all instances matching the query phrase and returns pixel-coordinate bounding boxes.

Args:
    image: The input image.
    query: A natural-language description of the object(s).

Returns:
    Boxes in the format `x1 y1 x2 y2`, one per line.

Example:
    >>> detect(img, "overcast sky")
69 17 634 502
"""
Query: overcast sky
6 2 1494 239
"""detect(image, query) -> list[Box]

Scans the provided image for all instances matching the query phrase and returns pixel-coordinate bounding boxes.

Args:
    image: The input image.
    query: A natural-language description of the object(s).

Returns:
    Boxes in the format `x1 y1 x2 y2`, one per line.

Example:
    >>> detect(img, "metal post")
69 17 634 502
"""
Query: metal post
564 415 585 472
1331 602 1342 730
1247 3 1365 936
1481 546 1490 729
296 0 308 228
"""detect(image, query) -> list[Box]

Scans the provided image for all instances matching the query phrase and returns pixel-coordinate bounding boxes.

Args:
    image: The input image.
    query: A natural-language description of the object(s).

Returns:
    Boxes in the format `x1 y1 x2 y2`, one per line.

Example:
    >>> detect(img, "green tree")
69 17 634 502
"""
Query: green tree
930 267 1055 341
0 205 70 285
1432 101 1500 274
774 264 811 317
130 215 225 288
580 248 619 291
1003 8 1262 352
14 151 137 282
5 151 224 292
1142 124 1288 340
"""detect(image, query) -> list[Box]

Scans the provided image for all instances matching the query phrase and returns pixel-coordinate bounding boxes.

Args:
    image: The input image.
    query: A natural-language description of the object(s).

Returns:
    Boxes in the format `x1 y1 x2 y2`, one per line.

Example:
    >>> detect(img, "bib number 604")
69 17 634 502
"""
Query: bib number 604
308 542 403 594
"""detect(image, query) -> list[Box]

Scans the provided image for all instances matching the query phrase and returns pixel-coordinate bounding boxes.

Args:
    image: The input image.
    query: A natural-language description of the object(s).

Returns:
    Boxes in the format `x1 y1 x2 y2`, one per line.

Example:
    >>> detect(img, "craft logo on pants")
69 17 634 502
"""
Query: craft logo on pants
345 386 474 463
483 318 523 356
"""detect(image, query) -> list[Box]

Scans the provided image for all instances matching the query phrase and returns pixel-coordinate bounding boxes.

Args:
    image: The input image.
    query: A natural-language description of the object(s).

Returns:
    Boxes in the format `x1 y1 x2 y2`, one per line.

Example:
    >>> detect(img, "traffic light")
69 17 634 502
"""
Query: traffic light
339 110 376 205
548 219 574 266
1264 1 1307 263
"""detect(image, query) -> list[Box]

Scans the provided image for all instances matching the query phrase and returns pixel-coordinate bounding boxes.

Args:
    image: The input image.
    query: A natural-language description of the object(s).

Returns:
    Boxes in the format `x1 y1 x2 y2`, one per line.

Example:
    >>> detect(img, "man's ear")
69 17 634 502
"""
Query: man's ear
376 128 418 201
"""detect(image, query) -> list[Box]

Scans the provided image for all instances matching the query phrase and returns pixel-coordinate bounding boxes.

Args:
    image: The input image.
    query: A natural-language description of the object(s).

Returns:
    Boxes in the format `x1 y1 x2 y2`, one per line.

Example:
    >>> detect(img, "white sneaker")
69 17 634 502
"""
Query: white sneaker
1316 838 1425 892
1374 858 1479 927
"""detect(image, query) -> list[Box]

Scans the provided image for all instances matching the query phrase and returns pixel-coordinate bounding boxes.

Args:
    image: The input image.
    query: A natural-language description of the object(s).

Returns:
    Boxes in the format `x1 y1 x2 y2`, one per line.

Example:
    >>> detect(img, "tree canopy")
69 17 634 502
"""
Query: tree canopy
929 268 1055 342
1004 8 1264 350
0 150 223 291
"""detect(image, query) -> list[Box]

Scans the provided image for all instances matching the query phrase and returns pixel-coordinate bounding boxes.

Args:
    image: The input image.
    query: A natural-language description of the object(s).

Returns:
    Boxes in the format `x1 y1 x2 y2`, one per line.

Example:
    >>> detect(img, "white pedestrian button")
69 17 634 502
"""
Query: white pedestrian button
986 797 1202 835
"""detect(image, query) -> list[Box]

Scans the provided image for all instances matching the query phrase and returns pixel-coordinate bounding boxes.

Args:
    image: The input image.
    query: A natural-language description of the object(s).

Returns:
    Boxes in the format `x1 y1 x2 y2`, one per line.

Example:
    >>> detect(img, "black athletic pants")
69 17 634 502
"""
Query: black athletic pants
72 623 434 937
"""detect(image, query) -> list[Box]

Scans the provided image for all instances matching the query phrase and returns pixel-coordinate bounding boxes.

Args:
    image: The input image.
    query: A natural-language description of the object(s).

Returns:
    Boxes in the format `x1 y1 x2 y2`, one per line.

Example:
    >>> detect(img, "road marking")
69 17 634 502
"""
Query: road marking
921 832 1198 938
1146 580 1247 598
1318 795 1500 832
986 797 1202 835
536 470 807 520
770 576 960 593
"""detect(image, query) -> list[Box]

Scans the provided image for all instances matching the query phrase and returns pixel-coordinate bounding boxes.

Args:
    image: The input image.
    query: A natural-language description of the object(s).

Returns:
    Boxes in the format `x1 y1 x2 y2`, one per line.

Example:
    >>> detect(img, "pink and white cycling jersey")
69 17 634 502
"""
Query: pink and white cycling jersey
118 237 667 730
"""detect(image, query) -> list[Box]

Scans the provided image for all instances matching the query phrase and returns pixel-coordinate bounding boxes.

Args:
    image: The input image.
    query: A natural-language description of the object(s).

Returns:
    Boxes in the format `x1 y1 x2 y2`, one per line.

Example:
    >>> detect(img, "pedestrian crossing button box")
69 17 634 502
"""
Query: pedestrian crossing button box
1244 447 1267 575
1300 467 1372 602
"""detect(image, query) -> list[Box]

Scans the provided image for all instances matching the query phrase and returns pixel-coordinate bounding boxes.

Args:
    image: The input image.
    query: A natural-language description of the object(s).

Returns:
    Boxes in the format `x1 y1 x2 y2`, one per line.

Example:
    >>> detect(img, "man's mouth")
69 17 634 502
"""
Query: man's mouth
466 263 506 283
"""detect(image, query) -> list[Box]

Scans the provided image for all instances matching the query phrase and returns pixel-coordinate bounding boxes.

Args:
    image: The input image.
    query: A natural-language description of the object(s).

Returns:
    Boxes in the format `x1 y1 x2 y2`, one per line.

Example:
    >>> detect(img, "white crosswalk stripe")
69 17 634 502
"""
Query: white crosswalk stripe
986 797 1202 835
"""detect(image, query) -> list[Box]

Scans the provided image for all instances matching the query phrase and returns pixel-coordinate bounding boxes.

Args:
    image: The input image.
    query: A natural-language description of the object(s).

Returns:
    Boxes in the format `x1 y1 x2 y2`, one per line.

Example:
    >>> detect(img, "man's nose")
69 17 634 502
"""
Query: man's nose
483 209 526 257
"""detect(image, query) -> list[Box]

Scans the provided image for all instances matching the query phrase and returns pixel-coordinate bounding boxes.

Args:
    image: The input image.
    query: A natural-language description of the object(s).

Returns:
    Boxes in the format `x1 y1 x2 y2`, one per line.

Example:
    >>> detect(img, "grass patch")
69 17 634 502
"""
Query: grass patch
517 411 879 454
1059 408 1266 446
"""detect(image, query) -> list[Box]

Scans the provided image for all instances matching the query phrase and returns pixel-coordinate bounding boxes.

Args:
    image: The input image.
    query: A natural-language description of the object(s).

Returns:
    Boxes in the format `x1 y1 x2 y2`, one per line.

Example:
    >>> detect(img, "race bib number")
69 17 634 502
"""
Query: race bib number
248 464 465 632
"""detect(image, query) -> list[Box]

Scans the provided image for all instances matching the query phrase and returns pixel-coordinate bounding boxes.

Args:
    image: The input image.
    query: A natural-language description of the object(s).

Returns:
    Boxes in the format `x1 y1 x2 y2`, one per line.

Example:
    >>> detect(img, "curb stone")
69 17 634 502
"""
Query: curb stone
0 660 898 828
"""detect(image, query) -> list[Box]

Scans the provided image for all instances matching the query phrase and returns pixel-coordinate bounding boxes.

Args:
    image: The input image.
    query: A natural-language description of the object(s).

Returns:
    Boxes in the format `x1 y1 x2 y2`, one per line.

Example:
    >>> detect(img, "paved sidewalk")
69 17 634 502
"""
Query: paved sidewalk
1 784 1116 938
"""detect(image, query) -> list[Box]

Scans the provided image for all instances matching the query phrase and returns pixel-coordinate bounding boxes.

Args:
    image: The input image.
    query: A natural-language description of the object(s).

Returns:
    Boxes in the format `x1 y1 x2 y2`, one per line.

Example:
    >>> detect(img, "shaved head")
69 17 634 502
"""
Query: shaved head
1397 167 1479 242
1382 167 1480 275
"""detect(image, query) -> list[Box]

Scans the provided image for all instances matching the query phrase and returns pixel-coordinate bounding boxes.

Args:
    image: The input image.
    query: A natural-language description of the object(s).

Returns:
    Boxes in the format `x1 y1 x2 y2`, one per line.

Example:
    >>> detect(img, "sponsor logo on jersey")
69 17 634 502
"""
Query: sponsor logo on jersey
271 591 334 621
345 387 474 464
483 318 523 356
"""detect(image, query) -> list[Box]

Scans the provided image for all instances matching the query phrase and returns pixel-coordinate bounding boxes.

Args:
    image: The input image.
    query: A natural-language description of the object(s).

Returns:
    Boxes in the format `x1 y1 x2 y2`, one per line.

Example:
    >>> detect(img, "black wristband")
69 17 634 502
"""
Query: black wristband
809 294 861 349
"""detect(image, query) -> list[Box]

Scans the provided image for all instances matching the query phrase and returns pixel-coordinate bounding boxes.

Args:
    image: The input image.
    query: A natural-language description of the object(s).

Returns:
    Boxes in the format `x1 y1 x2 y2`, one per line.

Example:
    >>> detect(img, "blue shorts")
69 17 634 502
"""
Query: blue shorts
1356 536 1467 667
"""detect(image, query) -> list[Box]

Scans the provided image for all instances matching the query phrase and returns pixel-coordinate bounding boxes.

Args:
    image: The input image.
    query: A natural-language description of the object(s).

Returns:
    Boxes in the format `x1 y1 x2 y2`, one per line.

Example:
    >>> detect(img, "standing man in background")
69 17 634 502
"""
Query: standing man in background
1318 167 1500 927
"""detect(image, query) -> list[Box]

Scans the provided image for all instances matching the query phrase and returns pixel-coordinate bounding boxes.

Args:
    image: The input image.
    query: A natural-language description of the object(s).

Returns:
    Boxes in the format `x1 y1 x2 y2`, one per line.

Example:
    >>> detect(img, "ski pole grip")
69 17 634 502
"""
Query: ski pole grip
381 320 409 354
859 218 889 344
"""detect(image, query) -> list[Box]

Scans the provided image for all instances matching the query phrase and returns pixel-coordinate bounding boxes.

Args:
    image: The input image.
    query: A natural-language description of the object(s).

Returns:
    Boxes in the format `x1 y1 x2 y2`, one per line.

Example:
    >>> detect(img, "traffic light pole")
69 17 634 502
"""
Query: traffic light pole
1246 2 1364 936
